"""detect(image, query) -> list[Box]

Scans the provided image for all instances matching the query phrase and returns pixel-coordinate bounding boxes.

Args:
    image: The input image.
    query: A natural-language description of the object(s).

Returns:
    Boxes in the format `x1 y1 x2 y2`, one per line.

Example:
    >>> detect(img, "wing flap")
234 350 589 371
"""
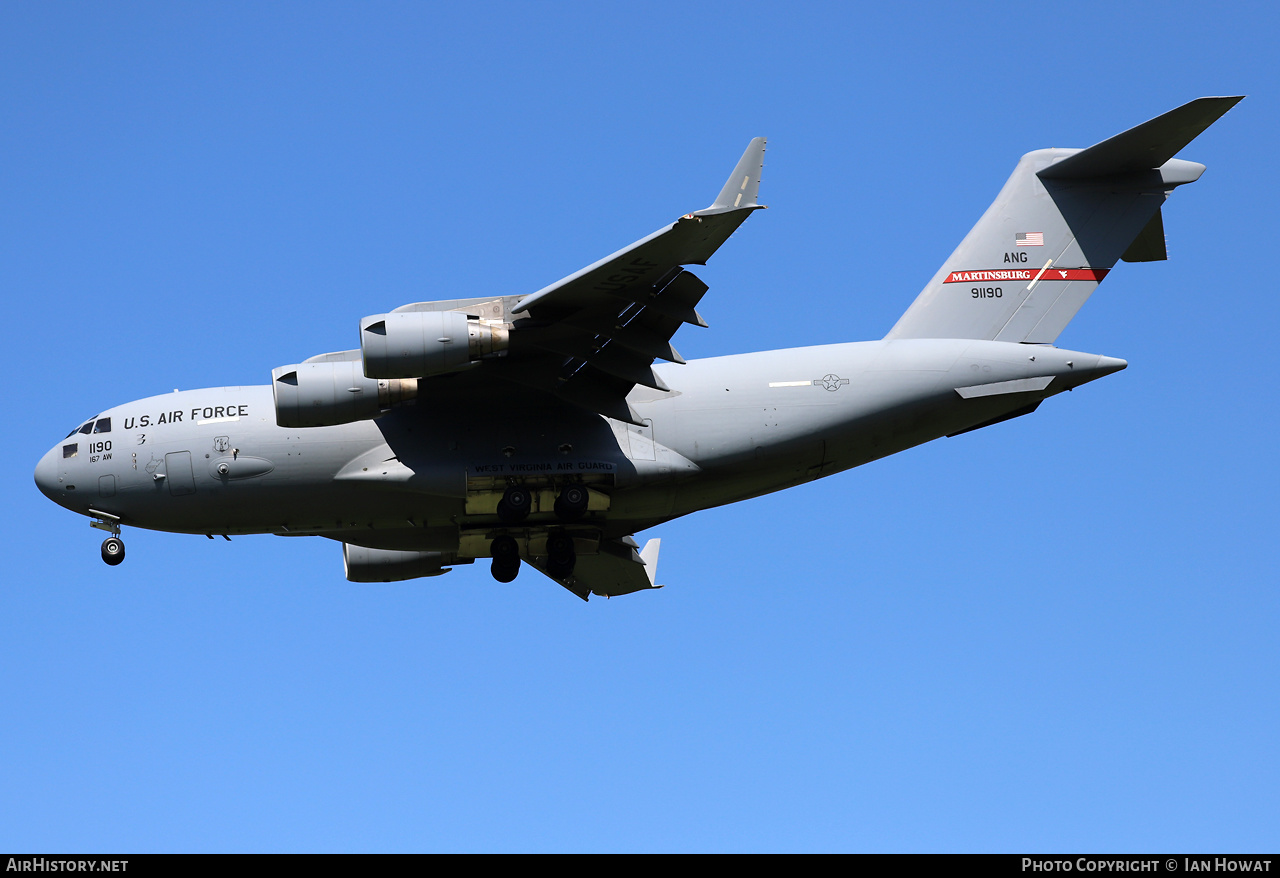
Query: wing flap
527 339 670 392
528 537 662 600
555 371 645 425
600 267 710 327
489 356 646 424
585 319 686 365
513 210 756 317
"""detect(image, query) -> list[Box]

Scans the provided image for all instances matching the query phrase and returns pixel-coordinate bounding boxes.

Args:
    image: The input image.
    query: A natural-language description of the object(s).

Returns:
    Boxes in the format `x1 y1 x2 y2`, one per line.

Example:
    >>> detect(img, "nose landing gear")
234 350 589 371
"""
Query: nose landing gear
101 537 125 566
90 508 125 566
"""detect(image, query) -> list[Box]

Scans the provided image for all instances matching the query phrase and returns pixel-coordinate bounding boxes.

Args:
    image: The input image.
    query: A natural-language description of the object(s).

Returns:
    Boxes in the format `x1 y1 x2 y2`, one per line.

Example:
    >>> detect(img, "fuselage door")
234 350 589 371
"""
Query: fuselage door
627 419 657 461
165 451 196 496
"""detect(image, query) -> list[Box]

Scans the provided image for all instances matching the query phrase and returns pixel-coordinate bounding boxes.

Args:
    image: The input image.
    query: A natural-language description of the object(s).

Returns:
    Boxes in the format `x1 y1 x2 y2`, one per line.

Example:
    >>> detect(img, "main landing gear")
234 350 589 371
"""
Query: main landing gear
90 509 125 566
546 531 576 579
490 534 520 583
497 483 590 524
489 482 586 582
496 486 531 524
553 485 589 522
488 530 578 583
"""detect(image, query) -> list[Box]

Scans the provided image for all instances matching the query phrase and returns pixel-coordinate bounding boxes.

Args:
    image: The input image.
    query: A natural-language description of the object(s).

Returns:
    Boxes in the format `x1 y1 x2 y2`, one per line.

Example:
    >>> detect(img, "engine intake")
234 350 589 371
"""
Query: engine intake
360 310 508 379
271 360 417 428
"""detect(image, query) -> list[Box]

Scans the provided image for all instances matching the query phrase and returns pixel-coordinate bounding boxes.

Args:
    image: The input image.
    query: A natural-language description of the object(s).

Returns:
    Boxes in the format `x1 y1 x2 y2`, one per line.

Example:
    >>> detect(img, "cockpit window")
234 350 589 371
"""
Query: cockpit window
77 422 93 435
93 418 111 434
63 443 78 458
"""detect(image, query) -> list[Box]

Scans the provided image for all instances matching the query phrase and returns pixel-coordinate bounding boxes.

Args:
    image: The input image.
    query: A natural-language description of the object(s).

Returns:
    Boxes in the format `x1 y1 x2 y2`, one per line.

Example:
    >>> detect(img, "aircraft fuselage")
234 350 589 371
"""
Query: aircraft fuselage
35 338 1124 554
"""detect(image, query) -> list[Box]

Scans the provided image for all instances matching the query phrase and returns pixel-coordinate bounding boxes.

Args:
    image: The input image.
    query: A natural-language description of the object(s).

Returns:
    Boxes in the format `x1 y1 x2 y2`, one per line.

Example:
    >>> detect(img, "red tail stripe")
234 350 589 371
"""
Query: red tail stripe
943 268 1110 284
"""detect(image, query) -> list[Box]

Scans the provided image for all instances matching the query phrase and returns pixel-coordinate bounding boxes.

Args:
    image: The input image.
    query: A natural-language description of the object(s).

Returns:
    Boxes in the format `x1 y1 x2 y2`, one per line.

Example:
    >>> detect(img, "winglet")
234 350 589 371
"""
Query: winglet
703 137 767 213
639 538 662 588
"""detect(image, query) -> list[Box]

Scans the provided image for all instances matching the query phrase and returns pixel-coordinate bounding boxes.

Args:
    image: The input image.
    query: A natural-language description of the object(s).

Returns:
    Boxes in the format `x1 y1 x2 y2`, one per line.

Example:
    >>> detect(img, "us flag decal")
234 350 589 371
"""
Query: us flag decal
1016 232 1044 246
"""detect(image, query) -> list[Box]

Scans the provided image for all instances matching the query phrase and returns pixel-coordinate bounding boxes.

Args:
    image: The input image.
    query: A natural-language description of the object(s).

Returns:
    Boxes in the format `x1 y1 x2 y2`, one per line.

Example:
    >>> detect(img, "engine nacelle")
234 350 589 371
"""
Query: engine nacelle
343 544 451 582
360 310 509 379
271 360 417 428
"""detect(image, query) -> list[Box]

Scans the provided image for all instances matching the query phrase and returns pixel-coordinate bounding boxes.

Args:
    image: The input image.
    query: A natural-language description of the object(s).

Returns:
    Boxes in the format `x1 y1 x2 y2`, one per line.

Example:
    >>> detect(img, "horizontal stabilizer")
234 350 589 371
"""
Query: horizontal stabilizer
1039 96 1243 179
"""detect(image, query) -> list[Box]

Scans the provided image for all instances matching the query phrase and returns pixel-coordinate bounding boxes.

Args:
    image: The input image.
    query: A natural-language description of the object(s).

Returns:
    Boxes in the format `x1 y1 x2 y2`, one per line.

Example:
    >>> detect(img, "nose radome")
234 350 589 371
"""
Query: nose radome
34 446 60 501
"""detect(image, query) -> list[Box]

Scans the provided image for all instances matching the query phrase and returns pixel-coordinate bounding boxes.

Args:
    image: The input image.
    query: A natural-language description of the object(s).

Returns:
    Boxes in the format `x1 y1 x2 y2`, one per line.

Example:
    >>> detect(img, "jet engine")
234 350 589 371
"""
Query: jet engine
360 310 508 379
271 360 417 428
343 544 452 582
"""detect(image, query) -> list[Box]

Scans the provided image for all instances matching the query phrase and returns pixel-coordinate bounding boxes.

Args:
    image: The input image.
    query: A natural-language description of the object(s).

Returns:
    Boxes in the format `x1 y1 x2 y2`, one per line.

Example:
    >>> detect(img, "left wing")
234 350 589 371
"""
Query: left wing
500 138 767 424
527 537 662 601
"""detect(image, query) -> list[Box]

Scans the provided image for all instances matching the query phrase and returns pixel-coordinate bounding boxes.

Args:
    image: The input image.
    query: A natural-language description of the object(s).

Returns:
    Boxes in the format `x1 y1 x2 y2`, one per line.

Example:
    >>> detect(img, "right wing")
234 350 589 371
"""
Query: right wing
493 139 766 424
371 138 766 424
512 138 766 316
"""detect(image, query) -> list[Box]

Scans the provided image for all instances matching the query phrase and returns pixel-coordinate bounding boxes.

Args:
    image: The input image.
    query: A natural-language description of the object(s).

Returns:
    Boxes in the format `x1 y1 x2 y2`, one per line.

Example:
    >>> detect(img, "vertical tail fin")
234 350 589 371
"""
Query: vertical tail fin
886 96 1242 343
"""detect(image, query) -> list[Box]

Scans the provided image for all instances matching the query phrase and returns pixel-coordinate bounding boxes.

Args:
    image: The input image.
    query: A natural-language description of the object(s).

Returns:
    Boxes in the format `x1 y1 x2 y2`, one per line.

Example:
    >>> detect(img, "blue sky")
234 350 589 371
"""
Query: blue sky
3 1 1277 852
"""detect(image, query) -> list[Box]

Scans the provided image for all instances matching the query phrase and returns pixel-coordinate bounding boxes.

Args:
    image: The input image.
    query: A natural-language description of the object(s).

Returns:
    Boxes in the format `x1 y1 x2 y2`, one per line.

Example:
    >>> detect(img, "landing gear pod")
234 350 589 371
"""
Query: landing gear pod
271 361 417 428
360 311 509 379
343 544 451 582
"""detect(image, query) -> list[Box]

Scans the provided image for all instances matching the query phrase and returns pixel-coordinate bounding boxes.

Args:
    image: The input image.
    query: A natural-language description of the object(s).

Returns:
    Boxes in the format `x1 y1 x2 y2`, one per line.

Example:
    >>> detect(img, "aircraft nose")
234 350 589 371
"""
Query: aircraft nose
34 446 61 501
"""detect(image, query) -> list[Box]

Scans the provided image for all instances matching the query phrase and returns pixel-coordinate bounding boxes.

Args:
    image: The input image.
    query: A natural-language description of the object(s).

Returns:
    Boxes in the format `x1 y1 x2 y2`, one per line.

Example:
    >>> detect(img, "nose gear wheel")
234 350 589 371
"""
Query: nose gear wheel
101 536 125 566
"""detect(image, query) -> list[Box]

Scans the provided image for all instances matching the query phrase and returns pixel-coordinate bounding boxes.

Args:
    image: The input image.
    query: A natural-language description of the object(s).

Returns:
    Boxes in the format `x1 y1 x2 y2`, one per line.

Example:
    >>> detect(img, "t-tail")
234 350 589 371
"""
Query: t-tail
886 96 1243 343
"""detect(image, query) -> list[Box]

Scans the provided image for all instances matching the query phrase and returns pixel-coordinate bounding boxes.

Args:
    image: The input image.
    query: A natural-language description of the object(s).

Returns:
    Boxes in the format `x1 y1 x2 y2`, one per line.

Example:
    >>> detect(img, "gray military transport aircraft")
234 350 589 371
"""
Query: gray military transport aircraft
35 96 1241 600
